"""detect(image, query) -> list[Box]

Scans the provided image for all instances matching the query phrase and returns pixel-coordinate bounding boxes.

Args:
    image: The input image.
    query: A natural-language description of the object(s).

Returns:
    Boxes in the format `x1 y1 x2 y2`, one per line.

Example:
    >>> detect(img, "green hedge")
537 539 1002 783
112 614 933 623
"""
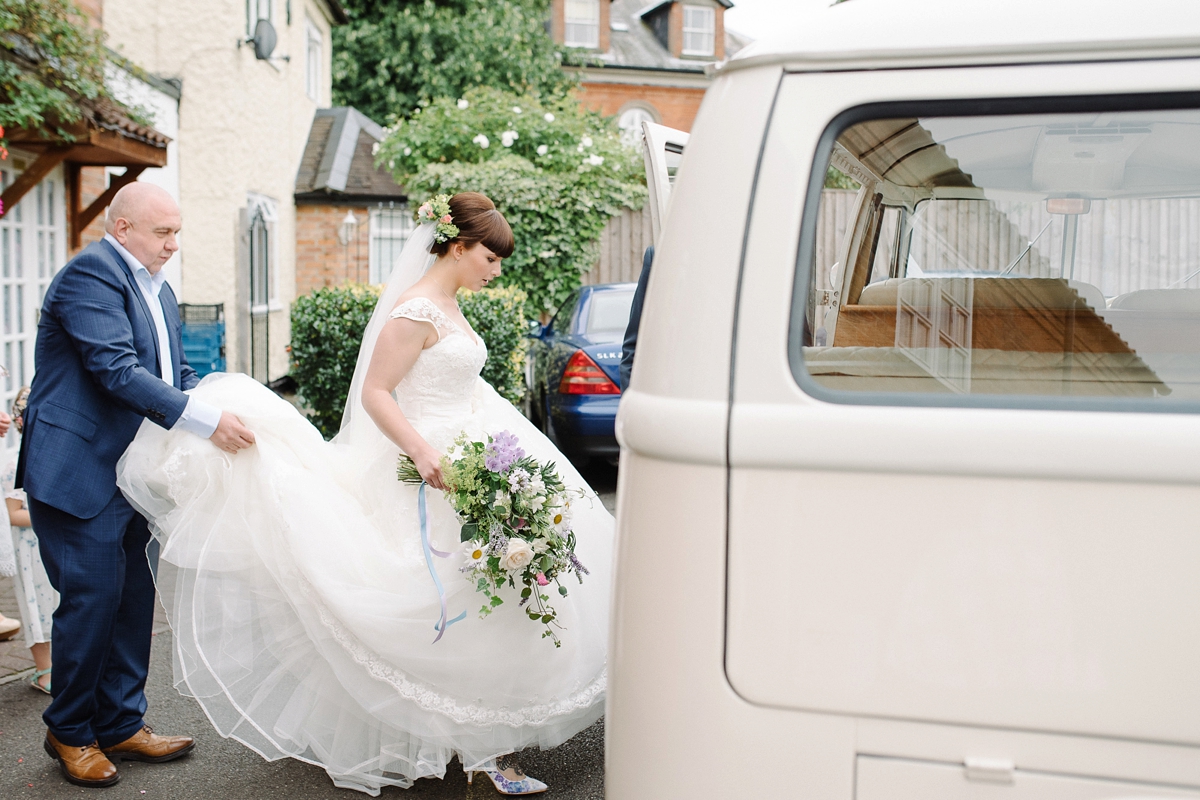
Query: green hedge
290 283 381 439
458 284 528 405
290 283 530 439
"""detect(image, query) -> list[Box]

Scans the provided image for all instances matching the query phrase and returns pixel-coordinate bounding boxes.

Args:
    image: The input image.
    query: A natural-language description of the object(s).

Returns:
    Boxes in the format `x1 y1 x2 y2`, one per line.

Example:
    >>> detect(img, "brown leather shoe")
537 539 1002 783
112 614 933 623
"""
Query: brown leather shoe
101 724 195 764
43 731 120 788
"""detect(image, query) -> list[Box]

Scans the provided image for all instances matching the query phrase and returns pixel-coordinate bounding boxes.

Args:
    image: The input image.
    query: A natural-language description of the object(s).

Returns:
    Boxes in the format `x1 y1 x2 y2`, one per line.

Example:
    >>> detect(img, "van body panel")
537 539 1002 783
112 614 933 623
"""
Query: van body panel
727 468 1200 744
857 717 1200 791
605 451 856 797
610 10 1200 798
623 65 781 402
856 755 1200 800
724 59 1200 750
726 0 1200 77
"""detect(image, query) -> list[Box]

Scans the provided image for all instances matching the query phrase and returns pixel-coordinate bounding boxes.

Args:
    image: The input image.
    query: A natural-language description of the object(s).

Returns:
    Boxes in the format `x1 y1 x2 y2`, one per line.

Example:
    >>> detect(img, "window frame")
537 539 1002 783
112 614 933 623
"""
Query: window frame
368 204 415 285
305 17 323 102
787 90 1200 416
681 5 715 57
246 193 279 313
246 0 272 37
564 0 601 49
0 159 65 451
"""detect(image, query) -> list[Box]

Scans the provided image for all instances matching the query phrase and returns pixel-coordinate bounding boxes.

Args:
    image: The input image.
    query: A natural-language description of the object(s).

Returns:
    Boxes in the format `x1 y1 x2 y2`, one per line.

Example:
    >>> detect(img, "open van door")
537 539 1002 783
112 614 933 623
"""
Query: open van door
642 121 689 243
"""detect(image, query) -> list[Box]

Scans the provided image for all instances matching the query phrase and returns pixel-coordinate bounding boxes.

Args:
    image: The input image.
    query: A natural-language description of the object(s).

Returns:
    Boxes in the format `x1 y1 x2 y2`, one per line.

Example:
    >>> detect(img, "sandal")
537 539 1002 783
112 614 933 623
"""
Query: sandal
30 667 51 695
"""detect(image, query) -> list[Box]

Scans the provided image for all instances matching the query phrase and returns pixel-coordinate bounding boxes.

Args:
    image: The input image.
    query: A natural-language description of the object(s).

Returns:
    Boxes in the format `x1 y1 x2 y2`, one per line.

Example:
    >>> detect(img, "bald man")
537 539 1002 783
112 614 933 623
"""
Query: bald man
17 182 254 788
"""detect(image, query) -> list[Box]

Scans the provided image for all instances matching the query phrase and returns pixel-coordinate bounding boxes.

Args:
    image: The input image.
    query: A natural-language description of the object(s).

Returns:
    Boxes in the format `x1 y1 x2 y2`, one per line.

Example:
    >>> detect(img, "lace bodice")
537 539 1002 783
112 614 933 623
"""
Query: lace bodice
388 297 487 425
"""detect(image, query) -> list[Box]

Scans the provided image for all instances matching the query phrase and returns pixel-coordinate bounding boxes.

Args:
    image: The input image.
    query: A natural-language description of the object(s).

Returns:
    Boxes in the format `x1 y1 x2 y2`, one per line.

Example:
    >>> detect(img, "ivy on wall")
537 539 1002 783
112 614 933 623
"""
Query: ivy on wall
0 0 135 151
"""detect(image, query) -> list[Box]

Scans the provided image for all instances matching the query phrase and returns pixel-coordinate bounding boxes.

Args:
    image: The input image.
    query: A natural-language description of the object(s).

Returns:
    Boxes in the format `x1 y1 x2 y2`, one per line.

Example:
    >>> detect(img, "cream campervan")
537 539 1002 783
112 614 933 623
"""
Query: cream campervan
610 1 1200 797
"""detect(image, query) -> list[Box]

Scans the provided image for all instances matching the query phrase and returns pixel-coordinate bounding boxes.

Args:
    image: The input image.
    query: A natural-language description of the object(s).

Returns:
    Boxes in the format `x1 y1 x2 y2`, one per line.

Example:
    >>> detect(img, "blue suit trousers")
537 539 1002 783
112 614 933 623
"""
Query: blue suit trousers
30 491 157 748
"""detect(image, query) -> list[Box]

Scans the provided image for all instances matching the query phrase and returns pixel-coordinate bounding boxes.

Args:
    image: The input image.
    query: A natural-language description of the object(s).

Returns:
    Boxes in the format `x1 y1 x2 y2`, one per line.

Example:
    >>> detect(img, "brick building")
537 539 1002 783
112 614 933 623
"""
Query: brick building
551 0 750 136
294 107 408 295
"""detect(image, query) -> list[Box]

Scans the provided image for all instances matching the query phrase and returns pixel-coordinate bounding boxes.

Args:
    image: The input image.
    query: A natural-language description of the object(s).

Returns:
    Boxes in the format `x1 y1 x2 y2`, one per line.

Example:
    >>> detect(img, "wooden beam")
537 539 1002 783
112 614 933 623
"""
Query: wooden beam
0 147 71 218
67 163 83 251
73 167 146 242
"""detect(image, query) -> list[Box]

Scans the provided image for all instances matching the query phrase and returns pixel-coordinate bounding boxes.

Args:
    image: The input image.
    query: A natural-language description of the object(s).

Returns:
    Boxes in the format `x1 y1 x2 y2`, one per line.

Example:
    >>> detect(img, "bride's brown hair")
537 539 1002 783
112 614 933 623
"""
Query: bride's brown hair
429 192 515 259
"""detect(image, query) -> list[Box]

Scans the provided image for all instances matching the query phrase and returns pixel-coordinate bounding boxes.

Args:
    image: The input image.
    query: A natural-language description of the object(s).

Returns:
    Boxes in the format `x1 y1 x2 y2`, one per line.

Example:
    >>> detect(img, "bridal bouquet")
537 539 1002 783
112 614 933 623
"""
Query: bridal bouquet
398 431 588 646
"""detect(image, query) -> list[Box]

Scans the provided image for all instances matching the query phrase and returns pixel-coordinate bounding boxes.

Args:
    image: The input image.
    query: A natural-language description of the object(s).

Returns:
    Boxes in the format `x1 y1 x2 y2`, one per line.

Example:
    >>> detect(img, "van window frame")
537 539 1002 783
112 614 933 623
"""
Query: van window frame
787 90 1200 415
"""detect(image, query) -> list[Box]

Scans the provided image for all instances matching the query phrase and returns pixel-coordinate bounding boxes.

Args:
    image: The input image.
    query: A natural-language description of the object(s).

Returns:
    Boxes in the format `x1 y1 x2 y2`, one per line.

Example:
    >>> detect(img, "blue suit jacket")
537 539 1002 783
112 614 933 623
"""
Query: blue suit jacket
17 239 199 520
619 246 653 391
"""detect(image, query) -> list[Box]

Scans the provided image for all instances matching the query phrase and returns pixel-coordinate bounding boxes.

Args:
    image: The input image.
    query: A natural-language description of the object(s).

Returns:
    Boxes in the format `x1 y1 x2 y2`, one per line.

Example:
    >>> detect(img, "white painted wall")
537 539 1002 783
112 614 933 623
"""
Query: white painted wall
105 64 183 290
103 0 336 379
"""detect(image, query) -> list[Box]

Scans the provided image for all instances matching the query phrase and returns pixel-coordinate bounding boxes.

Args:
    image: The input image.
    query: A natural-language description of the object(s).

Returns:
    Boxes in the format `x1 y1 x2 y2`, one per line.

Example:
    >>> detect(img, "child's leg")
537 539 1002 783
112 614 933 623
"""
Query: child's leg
31 641 50 689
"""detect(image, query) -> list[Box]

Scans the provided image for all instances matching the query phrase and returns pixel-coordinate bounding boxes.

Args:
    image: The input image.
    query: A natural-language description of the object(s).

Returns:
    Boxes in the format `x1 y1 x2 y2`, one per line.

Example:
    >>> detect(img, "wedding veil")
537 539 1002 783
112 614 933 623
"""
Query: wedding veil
333 222 437 451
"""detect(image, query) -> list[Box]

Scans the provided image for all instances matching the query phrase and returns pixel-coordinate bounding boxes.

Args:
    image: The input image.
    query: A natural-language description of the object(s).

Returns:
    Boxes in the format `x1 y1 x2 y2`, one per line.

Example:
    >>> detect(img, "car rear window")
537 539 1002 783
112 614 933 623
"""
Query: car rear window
587 291 635 335
791 98 1200 412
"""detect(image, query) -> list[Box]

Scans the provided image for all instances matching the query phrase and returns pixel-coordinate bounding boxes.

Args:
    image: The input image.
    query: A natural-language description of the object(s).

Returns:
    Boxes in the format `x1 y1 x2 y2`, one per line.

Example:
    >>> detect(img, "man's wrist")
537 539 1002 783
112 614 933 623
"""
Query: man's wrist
173 396 221 438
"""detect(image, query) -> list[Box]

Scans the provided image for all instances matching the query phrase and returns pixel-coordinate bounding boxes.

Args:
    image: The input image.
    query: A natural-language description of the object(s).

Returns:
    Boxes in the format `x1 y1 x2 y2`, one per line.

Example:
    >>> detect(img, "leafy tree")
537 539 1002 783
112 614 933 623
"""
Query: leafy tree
376 86 646 317
333 0 575 125
0 0 130 155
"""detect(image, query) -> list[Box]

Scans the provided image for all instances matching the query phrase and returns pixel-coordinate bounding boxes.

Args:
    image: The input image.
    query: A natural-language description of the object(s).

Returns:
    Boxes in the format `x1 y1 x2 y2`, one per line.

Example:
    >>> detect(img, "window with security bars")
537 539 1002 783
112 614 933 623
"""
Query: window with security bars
564 0 600 48
682 5 715 56
370 205 415 284
0 163 64 450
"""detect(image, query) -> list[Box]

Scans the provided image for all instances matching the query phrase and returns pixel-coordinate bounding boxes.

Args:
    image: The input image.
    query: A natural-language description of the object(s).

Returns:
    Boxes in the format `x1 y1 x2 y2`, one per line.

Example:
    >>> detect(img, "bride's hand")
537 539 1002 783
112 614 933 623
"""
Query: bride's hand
413 445 447 491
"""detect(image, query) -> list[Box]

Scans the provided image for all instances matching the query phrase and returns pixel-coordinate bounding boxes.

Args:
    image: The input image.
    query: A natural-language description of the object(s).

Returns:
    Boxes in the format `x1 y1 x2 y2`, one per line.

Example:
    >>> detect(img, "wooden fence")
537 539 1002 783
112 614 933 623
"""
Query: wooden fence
583 204 654 286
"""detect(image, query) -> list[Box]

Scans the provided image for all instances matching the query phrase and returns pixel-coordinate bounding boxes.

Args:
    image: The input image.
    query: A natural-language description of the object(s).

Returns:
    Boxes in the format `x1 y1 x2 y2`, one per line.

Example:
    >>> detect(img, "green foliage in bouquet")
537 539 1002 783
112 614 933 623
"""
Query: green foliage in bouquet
375 86 646 317
457 285 528 406
289 283 381 439
398 430 589 646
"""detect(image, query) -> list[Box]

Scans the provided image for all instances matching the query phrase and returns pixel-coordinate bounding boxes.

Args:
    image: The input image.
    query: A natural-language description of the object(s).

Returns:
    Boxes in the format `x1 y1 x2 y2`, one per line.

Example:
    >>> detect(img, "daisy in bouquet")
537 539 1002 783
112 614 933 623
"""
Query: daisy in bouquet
398 431 589 646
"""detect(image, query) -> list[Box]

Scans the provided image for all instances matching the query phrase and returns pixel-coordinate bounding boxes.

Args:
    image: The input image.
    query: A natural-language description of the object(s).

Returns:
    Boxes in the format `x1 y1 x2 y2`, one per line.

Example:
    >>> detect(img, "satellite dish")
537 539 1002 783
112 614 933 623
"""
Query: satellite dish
252 18 277 60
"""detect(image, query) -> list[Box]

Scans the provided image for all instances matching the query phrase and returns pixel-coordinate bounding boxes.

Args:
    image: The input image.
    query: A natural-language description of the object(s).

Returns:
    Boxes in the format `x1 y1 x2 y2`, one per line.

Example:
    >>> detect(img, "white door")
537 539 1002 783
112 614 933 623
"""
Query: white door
641 121 689 244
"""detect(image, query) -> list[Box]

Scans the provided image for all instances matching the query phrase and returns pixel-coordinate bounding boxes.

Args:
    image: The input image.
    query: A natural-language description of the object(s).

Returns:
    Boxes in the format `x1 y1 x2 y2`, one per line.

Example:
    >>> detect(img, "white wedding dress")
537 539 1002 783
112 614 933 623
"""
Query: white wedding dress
116 229 612 796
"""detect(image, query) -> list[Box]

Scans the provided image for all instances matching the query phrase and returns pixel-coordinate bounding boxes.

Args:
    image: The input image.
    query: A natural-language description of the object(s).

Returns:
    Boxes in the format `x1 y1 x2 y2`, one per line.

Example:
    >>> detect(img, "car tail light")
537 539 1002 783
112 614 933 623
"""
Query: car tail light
558 350 621 395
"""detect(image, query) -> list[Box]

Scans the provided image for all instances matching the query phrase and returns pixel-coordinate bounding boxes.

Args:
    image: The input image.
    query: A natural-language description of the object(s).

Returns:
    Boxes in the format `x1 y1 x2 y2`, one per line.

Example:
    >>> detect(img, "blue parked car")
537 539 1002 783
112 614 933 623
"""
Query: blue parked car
527 283 636 466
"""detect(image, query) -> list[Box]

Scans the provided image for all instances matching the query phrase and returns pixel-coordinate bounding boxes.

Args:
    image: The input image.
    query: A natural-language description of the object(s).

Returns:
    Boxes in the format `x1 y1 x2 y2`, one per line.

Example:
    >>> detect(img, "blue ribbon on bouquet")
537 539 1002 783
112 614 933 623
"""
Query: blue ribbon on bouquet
419 482 466 643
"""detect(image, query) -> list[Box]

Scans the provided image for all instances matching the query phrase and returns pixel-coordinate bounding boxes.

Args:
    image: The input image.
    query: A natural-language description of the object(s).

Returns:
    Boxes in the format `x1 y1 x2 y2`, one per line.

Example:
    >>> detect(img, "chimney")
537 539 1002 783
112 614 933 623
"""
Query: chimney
668 2 684 58
550 0 565 44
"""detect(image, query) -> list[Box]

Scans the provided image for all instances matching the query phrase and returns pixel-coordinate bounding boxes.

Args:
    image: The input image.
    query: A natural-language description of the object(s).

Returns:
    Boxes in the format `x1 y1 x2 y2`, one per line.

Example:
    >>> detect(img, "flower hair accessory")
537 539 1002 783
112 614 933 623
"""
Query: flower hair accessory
417 194 460 244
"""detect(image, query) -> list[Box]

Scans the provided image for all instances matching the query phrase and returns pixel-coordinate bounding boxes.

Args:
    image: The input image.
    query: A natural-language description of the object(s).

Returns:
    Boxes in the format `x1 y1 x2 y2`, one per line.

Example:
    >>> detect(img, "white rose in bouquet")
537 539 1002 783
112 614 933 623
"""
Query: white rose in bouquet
500 538 535 572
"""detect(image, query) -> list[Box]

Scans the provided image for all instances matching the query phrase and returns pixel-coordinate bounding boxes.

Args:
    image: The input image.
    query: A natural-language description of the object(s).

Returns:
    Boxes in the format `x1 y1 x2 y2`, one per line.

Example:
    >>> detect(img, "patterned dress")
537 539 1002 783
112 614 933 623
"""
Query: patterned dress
4 456 58 647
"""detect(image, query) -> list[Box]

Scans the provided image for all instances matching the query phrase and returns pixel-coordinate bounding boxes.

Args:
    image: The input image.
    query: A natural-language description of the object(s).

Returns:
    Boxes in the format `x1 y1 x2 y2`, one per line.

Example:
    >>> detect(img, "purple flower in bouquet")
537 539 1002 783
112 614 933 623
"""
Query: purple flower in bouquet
484 431 525 473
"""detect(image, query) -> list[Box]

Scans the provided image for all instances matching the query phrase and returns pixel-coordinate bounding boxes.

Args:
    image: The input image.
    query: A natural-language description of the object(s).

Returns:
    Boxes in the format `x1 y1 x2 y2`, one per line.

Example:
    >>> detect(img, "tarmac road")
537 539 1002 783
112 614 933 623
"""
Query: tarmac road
0 460 618 800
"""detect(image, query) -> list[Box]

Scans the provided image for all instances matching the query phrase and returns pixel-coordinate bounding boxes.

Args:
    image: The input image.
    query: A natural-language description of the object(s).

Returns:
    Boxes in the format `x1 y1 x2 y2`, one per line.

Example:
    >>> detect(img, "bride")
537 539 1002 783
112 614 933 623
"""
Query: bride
116 193 612 796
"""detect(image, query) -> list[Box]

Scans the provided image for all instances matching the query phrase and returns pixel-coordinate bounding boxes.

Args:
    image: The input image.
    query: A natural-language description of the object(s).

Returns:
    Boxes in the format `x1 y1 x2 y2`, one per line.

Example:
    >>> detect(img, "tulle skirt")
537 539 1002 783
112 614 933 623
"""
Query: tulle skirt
117 373 611 795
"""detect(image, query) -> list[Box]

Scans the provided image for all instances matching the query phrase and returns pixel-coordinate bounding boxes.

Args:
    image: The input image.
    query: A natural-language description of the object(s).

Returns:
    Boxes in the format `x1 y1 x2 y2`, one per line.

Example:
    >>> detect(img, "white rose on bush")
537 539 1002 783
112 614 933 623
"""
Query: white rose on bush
501 538 535 572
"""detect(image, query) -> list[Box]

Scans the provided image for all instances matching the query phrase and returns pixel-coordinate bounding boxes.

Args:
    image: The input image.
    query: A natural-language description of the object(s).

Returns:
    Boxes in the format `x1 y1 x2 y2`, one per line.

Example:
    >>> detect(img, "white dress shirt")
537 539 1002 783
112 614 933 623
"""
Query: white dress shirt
104 234 221 439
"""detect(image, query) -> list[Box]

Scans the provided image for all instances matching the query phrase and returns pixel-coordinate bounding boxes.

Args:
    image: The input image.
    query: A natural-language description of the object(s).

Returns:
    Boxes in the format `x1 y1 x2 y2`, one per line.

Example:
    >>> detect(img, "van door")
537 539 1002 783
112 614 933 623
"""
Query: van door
724 63 1200 750
641 121 689 244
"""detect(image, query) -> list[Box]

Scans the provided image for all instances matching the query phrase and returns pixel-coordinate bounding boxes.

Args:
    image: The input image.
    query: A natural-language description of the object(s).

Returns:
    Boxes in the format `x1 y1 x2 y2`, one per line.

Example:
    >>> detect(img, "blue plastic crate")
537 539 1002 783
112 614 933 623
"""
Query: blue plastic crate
179 304 226 377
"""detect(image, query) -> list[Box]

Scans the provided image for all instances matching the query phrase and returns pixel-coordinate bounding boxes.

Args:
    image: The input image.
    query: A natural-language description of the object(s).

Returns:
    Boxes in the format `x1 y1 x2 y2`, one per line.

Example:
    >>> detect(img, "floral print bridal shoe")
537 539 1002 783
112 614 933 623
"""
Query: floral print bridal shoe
467 763 548 795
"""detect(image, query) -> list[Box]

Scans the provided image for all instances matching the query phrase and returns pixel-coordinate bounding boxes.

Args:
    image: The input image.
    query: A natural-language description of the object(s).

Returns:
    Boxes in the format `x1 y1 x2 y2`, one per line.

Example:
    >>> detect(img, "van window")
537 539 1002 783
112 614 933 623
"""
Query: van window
793 103 1200 409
